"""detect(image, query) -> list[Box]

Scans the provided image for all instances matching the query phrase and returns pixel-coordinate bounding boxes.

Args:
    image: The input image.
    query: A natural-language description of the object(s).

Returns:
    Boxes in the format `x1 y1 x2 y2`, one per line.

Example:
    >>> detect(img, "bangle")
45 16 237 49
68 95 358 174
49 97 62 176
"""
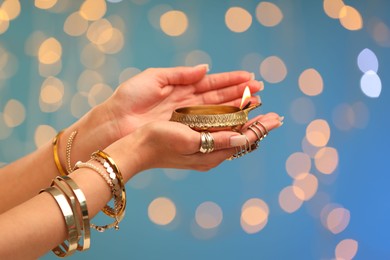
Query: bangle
74 160 122 232
52 130 67 176
91 150 126 219
40 186 78 257
56 176 91 251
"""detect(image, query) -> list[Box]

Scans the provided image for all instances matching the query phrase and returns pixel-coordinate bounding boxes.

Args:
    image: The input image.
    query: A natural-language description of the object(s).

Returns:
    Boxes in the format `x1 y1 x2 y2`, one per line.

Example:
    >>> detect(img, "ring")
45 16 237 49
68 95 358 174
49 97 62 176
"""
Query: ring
199 132 214 153
253 121 269 137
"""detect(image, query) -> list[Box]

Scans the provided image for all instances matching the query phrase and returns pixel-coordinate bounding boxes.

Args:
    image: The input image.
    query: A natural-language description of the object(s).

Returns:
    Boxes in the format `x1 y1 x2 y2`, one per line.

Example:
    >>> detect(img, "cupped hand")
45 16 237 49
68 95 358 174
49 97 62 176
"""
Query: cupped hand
105 112 282 181
102 65 263 140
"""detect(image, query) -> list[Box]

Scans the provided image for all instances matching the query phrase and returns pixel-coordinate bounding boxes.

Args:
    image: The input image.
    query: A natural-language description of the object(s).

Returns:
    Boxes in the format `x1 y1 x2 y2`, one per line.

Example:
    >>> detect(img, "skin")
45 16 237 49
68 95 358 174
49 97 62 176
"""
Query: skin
0 66 282 259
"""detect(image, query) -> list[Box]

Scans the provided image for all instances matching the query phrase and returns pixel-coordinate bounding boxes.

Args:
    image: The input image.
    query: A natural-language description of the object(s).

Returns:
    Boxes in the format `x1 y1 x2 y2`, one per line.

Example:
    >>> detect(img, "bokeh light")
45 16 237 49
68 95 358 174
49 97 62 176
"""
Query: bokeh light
323 0 345 19
298 68 323 96
279 186 303 213
34 0 57 10
360 70 382 98
34 125 56 148
3 99 25 127
314 147 339 174
184 50 212 67
256 2 283 27
335 239 358 260
241 198 269 234
1 0 21 21
339 5 363 31
225 7 252 33
259 56 287 83
357 48 378 73
79 0 107 21
39 76 64 112
148 197 176 226
63 12 89 37
325 207 350 234
195 201 223 229
160 10 188 37
38 37 62 65
371 20 390 47
306 119 331 147
293 173 318 201
285 152 311 179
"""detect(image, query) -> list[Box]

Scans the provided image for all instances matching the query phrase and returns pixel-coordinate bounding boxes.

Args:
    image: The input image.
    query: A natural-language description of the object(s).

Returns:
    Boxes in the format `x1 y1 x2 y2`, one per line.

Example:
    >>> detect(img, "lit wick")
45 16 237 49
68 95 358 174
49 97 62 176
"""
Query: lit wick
239 86 252 110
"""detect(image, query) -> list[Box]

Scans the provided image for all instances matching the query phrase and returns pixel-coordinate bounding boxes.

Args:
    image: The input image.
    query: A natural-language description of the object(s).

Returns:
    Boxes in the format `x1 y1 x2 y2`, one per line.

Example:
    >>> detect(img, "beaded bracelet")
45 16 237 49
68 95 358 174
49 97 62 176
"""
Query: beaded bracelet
40 186 79 257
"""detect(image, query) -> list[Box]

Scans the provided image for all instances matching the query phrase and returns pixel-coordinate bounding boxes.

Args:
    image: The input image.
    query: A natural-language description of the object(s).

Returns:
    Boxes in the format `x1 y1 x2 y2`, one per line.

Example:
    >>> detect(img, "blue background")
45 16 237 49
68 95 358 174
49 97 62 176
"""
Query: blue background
0 0 389 259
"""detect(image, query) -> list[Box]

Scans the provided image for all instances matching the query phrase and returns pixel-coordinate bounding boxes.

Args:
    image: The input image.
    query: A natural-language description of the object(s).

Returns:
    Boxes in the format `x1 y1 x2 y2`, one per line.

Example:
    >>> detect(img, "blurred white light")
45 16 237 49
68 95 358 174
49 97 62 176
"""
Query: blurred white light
360 70 381 98
357 48 378 73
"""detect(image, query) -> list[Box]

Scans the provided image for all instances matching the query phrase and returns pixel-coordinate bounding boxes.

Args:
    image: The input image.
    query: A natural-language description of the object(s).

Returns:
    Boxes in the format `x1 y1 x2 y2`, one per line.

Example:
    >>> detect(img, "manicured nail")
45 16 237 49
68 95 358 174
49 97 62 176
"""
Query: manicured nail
195 64 209 72
279 116 284 121
259 81 264 90
250 72 255 80
230 135 246 147
254 95 262 104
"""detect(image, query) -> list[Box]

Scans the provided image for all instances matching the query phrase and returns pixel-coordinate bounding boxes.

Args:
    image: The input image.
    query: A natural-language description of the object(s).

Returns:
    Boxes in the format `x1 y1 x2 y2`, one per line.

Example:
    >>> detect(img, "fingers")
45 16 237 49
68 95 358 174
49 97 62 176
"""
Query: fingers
150 64 209 86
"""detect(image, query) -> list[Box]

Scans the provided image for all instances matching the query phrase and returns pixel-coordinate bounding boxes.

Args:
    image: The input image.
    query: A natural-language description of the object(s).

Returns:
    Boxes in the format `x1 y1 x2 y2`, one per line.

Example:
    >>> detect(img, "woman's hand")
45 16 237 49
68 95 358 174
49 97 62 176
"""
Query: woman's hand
105 112 282 181
102 65 263 141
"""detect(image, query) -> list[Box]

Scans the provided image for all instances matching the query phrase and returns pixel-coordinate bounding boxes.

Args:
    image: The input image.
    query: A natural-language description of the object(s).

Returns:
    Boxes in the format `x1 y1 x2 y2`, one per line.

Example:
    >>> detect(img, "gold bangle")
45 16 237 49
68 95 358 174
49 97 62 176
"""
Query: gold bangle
91 150 126 219
40 186 78 257
52 130 67 176
55 176 91 251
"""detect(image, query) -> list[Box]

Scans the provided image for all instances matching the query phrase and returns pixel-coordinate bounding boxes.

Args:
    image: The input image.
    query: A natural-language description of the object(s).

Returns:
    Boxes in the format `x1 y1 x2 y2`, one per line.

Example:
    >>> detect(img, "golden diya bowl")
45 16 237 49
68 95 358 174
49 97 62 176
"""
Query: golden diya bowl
170 103 261 132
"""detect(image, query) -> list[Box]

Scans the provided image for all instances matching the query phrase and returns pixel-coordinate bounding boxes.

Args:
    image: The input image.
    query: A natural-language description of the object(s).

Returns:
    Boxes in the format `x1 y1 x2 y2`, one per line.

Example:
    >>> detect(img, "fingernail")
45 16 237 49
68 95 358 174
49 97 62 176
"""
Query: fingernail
254 95 262 104
230 135 246 147
279 116 284 121
195 64 210 72
250 72 255 80
259 81 264 90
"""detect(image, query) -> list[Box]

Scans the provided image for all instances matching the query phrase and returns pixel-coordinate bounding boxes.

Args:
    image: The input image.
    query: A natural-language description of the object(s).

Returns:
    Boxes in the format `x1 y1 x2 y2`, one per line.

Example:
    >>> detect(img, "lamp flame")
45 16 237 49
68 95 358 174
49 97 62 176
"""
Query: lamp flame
239 86 251 110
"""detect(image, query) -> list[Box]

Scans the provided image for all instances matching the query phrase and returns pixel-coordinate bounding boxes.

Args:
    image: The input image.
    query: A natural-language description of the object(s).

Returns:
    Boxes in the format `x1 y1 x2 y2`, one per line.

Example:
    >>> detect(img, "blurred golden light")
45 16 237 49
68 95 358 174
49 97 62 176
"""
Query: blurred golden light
298 68 323 96
160 10 188 37
290 97 316 124
326 207 350 234
163 168 189 181
34 0 57 10
80 43 106 69
40 76 64 104
314 147 339 174
293 173 318 201
78 69 103 92
3 99 25 127
24 31 47 57
38 37 62 65
323 0 345 19
285 152 311 179
87 19 113 45
148 4 172 30
335 239 358 259
240 198 269 234
119 67 141 84
64 11 89 37
195 201 223 229
0 112 12 140
1 0 21 20
256 2 283 27
279 186 303 213
306 119 331 147
34 125 56 148
79 0 107 21
87 83 113 107
0 8 10 34
260 56 287 83
301 136 321 159
225 7 252 33
185 50 212 67
148 197 176 226
339 5 363 31
96 28 124 54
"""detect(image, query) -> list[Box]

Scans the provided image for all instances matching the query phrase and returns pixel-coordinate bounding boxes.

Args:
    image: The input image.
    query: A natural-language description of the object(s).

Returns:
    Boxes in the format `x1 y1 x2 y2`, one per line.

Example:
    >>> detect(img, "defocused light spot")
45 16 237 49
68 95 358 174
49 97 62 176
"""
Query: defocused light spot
160 10 188 37
293 173 318 201
80 43 106 69
34 0 57 10
191 219 218 240
96 28 124 54
332 103 354 131
71 93 90 118
279 186 303 213
88 83 113 107
163 168 189 181
64 11 88 37
241 198 269 234
119 67 141 84
339 5 363 31
195 201 223 229
357 48 378 73
148 197 176 226
34 125 56 148
241 52 262 72
148 4 172 29
77 70 103 92
38 37 62 65
185 50 212 67
0 8 10 34
79 0 106 21
0 47 18 80
285 152 311 179
1 0 21 20
326 207 350 234
315 147 338 174
39 59 62 77
335 239 358 260
351 101 369 129
299 68 323 96
306 191 331 219
260 56 287 83
371 20 390 47
225 7 252 33
40 76 64 104
360 70 381 98
290 97 316 124
306 119 330 147
25 31 46 57
87 19 113 45
256 2 283 27
323 0 345 19
301 136 321 159
0 112 12 140
3 99 25 127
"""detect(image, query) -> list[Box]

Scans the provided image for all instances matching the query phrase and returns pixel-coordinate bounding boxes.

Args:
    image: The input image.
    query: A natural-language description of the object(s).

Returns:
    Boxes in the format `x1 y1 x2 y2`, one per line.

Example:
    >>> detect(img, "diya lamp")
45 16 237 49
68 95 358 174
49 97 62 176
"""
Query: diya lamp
170 86 261 132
